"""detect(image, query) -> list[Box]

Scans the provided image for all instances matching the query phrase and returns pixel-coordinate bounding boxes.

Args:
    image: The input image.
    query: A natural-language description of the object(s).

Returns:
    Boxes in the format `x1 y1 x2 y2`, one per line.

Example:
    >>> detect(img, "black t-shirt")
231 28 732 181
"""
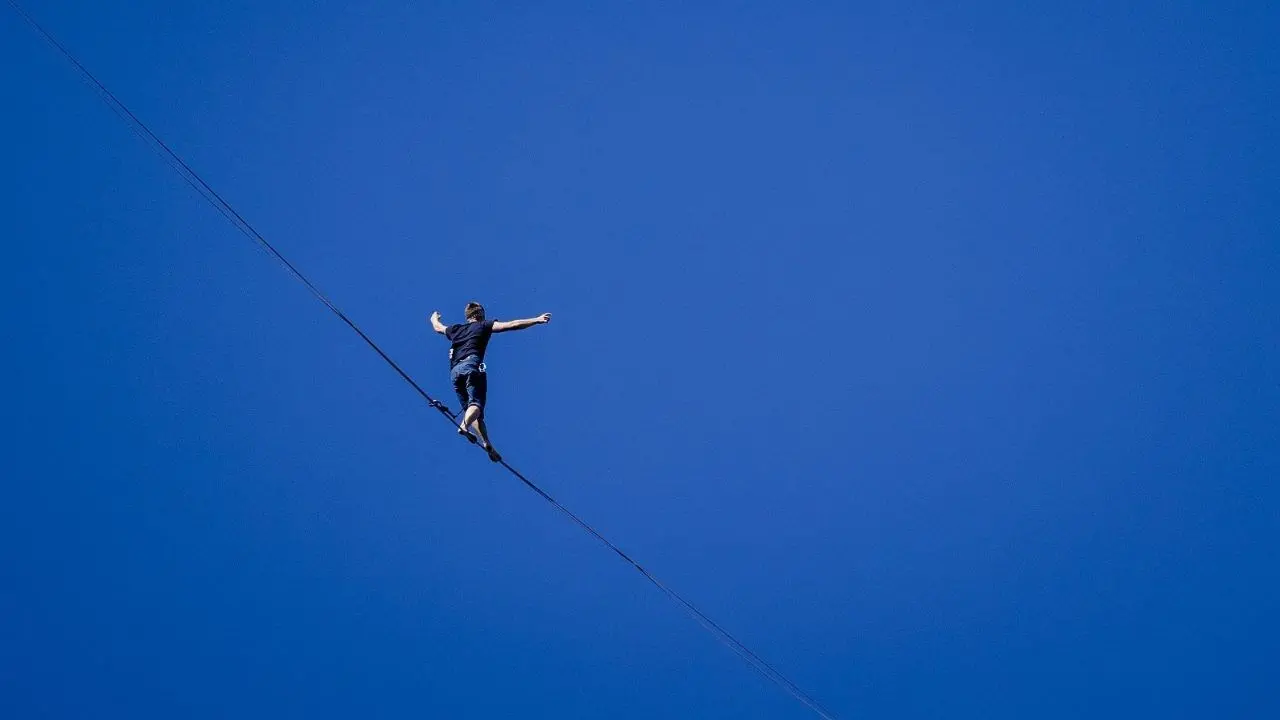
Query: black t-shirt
445 319 495 367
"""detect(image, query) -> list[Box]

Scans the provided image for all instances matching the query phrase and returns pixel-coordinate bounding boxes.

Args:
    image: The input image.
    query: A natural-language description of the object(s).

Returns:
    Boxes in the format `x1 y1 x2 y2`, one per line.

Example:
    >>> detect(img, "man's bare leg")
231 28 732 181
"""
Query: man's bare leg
475 417 501 462
457 406 499 460
458 404 482 442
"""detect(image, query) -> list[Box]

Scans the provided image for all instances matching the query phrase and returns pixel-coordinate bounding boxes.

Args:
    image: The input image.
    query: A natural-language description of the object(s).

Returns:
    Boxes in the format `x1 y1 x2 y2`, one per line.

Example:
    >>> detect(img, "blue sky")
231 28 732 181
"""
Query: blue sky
3 1 1277 717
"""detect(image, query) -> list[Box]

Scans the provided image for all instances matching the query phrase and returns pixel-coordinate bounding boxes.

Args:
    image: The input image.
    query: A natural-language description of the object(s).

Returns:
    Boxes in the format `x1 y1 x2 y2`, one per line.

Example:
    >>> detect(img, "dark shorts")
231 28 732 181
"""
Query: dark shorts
451 355 488 413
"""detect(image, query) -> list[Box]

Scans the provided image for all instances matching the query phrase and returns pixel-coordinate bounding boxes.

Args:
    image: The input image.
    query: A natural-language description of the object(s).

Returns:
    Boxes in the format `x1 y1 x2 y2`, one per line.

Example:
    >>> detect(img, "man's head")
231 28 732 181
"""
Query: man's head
464 301 485 322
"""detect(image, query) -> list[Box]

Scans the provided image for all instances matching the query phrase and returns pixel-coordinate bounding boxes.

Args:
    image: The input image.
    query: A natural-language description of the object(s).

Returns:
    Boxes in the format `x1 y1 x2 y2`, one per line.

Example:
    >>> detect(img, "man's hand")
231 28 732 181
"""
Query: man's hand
537 313 552 324
430 311 447 334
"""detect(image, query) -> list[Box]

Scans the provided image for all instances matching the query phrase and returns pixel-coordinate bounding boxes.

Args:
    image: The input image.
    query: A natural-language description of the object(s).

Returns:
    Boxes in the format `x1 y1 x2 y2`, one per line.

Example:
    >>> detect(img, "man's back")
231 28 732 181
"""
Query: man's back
445 319 495 367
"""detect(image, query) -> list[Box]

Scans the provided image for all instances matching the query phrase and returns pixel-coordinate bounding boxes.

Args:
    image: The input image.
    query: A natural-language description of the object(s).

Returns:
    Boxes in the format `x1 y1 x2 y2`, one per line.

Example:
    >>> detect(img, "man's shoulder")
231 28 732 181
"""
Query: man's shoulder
447 320 492 338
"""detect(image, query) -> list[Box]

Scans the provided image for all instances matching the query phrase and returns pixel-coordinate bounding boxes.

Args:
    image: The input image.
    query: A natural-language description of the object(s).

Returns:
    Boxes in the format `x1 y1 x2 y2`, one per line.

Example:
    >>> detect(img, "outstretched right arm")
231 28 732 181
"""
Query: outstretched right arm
430 311 448 335
492 313 552 333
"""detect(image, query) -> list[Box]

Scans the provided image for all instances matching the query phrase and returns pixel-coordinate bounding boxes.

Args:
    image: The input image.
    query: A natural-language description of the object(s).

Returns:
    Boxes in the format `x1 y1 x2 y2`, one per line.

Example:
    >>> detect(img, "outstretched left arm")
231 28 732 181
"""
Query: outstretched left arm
492 313 552 333
430 311 448 334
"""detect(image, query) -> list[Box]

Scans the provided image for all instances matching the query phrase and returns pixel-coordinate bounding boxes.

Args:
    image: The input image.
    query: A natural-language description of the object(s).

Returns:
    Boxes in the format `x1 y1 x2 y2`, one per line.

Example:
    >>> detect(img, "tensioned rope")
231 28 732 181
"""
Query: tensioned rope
7 3 837 718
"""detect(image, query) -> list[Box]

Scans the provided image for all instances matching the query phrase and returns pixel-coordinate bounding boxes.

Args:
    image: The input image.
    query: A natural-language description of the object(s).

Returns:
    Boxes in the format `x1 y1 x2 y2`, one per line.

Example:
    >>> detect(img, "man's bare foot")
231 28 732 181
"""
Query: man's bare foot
484 445 502 463
458 426 478 444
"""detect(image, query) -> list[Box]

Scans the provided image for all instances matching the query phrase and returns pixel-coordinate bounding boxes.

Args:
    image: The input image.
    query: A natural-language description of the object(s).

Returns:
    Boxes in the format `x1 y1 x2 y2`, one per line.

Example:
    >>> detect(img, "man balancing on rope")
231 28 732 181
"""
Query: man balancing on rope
430 302 551 462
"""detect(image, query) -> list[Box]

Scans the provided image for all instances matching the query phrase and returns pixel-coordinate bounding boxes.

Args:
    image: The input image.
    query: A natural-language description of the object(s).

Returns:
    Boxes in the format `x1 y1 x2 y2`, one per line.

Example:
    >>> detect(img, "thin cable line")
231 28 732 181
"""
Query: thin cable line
6 3 838 718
